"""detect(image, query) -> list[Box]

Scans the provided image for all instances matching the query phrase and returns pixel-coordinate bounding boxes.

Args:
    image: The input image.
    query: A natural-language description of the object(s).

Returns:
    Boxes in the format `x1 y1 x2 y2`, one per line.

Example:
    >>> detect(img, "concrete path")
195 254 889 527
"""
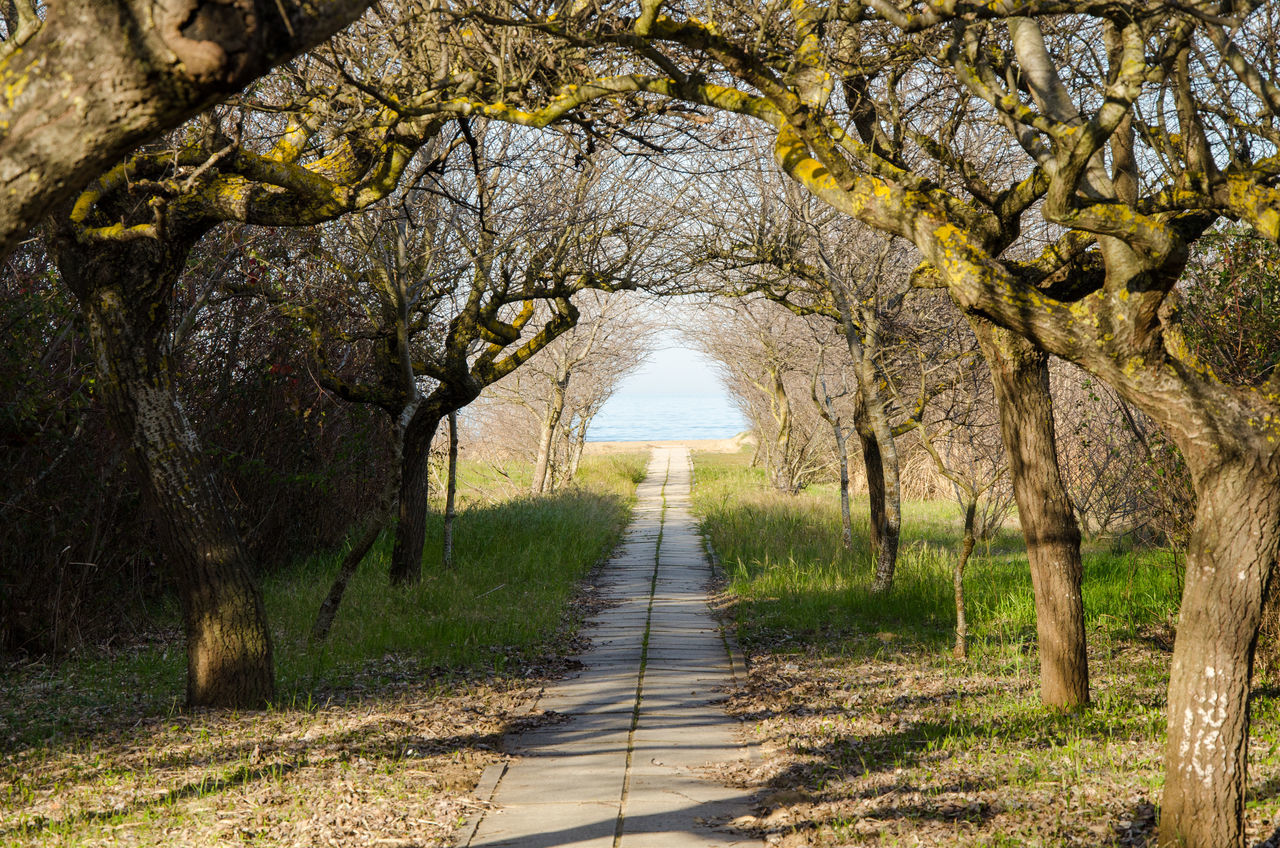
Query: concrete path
465 447 760 848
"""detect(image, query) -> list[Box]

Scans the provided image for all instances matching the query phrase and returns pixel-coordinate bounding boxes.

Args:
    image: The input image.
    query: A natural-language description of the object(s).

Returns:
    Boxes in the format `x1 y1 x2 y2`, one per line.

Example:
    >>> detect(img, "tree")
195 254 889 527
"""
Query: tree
808 334 859 552
48 221 279 709
446 2 1280 841
888 312 1009 660
44 33 452 706
0 0 374 259
483 291 656 494
690 153 925 591
250 121 665 588
378 125 665 584
690 297 833 495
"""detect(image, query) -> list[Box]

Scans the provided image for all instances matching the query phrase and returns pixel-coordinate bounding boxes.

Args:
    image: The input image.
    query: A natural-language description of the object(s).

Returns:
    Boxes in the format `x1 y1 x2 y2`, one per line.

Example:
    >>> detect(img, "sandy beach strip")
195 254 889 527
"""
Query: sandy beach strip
582 433 752 455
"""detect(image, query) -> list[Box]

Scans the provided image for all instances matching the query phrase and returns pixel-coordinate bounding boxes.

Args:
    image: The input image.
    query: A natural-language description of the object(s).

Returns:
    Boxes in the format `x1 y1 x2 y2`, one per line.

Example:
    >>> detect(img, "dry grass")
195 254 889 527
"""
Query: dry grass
693 450 1280 847
3 665 528 847
1 454 647 847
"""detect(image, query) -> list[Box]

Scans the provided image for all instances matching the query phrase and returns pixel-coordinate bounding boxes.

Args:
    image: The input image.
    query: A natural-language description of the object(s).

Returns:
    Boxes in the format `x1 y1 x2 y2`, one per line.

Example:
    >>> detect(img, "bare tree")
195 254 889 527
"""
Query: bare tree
688 150 925 591
278 122 667 586
484 292 656 493
44 48 450 705
690 297 834 494
807 331 859 551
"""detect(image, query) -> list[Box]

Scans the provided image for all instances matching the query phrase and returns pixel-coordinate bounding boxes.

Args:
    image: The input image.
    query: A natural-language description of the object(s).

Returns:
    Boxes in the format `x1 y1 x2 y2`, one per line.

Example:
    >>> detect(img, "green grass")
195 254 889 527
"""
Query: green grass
0 452 648 748
0 452 648 846
269 453 649 687
692 449 1181 664
689 450 1249 845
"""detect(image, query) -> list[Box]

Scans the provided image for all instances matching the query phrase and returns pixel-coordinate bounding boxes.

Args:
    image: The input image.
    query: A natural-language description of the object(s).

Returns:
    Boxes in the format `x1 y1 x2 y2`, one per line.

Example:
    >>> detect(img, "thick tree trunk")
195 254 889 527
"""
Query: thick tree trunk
54 238 274 708
389 404 445 586
972 319 1089 709
0 0 373 260
1157 466 1280 848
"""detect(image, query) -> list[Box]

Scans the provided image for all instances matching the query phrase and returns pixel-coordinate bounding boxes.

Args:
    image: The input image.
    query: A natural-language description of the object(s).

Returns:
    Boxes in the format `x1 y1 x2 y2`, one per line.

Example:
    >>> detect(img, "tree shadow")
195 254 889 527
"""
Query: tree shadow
731 679 1179 846
0 610 605 840
1 760 304 838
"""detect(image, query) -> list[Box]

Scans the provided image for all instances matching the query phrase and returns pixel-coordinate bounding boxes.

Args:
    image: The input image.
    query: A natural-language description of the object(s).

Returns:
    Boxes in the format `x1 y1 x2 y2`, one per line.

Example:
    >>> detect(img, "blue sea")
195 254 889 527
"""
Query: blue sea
587 392 747 442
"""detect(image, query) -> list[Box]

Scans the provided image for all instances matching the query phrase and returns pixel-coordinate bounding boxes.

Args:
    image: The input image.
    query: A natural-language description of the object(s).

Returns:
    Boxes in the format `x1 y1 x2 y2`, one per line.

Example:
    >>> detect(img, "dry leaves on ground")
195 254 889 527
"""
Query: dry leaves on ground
705 634 1280 847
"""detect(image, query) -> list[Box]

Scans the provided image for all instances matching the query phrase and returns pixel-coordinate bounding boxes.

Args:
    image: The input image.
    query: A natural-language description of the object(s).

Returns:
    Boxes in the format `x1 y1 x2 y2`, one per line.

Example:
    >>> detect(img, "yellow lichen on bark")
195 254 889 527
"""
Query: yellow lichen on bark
1225 177 1280 241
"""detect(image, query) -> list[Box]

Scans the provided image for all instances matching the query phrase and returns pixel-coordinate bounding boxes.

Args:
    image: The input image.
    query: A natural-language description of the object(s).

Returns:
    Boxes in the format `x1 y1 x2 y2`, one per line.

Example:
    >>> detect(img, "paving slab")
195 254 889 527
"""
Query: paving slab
466 447 760 848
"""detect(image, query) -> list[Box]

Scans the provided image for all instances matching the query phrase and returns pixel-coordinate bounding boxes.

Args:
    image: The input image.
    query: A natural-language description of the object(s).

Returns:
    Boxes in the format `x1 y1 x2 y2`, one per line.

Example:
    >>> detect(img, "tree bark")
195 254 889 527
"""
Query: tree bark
955 500 977 661
1157 466 1280 848
52 234 274 708
531 374 568 494
388 403 445 586
855 385 901 594
857 416 887 554
0 0 373 260
442 410 458 570
972 318 1090 709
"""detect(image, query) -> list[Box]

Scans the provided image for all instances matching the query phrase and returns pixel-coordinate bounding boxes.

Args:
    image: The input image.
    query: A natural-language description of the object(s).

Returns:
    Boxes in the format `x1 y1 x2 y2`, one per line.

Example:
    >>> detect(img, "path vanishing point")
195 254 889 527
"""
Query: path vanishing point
464 446 762 848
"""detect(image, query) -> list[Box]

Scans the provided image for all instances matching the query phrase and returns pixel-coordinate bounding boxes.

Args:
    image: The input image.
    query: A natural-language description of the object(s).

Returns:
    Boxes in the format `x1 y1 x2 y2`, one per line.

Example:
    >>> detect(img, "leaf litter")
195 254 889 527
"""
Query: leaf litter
698 620 1280 848
0 571 618 847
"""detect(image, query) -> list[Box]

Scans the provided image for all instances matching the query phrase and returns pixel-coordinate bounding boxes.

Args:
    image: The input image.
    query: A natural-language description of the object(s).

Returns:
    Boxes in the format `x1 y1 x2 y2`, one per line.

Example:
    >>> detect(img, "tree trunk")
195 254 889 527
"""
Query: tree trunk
857 416 887 557
442 410 458 570
567 424 588 482
54 238 274 708
0 0 374 260
531 375 569 494
835 429 854 552
855 385 902 594
1157 465 1280 848
311 513 388 643
955 500 977 661
389 403 445 586
768 364 796 493
972 318 1089 709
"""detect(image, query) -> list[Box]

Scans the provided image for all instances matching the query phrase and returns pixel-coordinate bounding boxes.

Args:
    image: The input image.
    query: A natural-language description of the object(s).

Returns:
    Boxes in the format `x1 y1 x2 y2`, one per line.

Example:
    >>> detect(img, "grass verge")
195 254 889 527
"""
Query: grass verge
0 452 646 847
693 449 1280 847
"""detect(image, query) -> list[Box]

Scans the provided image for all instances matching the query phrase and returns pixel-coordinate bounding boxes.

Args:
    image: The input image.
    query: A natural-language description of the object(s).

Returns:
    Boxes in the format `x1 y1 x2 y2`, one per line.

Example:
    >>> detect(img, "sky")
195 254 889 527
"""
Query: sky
588 329 747 441
611 333 728 397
